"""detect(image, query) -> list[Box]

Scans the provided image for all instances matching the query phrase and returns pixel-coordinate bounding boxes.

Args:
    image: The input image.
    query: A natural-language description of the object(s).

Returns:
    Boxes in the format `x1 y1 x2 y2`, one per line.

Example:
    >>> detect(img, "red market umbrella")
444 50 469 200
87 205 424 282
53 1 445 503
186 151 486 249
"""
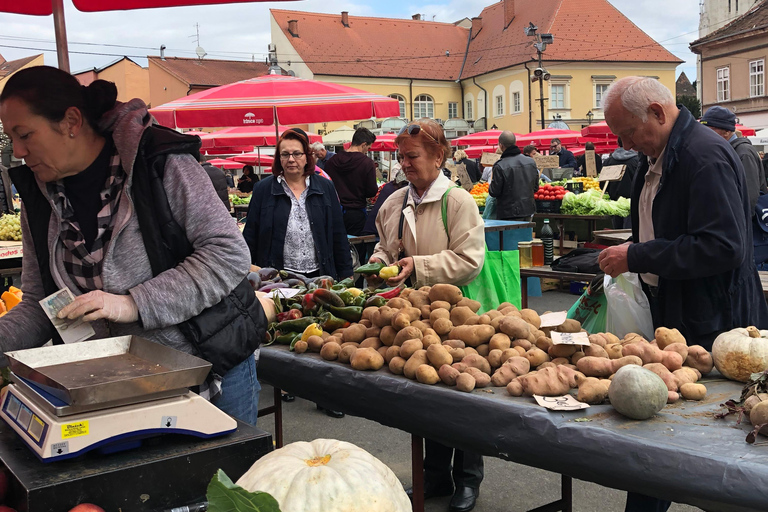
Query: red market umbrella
149 75 400 129
202 145 253 155
580 122 616 138
736 124 757 136
201 126 322 148
370 133 398 152
230 153 275 166
464 145 498 159
451 130 506 147
206 158 244 170
516 128 582 148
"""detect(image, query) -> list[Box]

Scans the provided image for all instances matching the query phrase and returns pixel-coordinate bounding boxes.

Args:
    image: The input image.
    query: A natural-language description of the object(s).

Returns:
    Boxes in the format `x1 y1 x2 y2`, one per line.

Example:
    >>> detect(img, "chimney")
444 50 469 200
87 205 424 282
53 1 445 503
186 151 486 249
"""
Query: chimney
471 17 482 38
504 0 515 28
341 11 349 27
288 19 299 37
412 14 421 20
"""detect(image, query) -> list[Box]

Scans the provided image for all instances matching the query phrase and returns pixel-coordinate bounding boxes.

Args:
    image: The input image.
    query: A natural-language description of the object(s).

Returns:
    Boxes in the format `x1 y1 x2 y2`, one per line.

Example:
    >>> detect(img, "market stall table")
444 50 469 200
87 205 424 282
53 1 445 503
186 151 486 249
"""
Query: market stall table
483 219 534 251
519 266 598 308
533 213 610 254
259 345 767 512
0 241 22 287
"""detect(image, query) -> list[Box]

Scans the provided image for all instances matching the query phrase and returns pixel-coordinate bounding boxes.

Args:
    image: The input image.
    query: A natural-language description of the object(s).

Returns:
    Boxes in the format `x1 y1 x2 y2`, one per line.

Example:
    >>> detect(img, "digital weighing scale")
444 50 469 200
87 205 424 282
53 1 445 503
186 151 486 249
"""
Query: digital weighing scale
0 336 237 462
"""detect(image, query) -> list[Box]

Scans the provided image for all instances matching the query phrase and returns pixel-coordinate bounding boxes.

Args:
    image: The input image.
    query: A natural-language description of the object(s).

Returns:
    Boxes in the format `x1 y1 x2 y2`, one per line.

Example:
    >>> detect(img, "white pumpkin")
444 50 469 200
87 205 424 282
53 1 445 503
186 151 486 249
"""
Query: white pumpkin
712 326 768 382
236 439 411 512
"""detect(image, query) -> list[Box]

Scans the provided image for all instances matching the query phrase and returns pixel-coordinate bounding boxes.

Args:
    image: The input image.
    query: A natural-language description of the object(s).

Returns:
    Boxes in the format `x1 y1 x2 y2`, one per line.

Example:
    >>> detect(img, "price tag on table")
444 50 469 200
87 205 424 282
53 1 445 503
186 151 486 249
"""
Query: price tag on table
598 164 626 182
539 311 567 328
534 394 590 411
480 152 500 166
551 331 590 346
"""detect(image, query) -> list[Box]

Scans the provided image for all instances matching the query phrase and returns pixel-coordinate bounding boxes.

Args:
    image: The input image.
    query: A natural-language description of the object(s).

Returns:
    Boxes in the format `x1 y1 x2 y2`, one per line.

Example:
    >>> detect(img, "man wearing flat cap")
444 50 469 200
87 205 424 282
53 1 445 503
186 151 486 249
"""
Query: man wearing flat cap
701 106 767 211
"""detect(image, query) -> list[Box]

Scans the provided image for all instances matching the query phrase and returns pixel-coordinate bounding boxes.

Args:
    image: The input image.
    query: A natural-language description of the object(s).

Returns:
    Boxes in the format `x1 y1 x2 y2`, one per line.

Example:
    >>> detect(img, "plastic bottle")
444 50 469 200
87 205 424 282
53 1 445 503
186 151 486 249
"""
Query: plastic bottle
541 219 554 265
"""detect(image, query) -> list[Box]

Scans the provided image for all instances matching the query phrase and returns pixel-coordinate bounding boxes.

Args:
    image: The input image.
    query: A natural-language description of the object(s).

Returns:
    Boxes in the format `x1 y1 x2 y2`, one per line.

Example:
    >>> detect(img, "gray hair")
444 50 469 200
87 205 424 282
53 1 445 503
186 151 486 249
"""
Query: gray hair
603 76 675 122
498 130 517 149
310 142 325 151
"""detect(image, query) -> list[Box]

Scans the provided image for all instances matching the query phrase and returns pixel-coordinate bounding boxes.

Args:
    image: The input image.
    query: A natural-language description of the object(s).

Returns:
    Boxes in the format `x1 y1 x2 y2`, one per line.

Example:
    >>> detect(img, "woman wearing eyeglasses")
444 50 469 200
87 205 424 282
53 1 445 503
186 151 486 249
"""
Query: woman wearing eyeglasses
243 128 353 282
368 120 486 512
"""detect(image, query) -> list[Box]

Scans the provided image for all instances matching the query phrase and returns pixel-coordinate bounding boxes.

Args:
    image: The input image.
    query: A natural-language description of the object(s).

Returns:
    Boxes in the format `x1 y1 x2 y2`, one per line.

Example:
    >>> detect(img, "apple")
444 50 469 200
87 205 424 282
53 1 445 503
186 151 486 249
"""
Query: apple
68 505 105 512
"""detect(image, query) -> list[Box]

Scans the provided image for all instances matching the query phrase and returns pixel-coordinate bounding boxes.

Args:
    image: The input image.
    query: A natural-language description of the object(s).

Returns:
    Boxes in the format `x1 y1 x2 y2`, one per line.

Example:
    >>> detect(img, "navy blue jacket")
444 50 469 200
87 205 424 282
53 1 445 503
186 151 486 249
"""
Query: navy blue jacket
555 148 577 169
243 174 353 280
627 107 768 342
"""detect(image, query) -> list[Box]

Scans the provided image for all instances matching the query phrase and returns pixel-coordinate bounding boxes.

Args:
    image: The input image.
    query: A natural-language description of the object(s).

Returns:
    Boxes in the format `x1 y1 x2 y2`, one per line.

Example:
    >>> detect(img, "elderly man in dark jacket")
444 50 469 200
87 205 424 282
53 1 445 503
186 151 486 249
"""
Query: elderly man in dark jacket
488 131 539 220
700 106 767 212
599 77 768 511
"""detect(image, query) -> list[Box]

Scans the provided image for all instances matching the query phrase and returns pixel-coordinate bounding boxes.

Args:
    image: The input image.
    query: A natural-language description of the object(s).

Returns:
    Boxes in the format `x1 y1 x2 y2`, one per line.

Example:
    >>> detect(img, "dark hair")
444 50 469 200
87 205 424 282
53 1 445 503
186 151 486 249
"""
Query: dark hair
272 129 316 177
351 127 376 146
243 165 254 175
616 137 623 148
550 138 562 145
585 142 595 151
523 144 537 156
0 66 117 133
394 119 452 167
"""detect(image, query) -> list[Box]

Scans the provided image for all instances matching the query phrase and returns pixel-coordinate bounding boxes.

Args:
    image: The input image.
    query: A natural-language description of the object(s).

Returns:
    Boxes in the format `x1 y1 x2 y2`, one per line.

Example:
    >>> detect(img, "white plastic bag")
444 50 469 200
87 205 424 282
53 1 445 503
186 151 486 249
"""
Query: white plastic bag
604 273 654 340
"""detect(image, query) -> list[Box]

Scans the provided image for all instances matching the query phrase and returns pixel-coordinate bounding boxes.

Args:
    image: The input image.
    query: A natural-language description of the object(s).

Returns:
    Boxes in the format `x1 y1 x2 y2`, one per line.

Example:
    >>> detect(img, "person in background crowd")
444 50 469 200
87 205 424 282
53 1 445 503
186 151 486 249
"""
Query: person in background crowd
522 145 540 158
323 127 378 235
598 76 768 512
0 163 12 213
224 168 235 188
452 149 481 183
489 131 539 221
362 165 408 238
390 151 404 177
603 137 639 229
0 65 270 426
549 137 577 169
311 142 336 170
700 106 767 212
368 119 485 512
237 165 255 193
575 141 603 177
200 158 231 210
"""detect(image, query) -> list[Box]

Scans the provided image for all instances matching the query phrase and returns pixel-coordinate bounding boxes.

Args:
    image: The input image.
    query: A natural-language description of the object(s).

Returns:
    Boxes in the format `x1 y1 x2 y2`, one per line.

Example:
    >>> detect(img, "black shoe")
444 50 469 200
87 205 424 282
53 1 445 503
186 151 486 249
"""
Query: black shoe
281 393 295 402
405 481 454 501
449 486 479 512
315 404 345 418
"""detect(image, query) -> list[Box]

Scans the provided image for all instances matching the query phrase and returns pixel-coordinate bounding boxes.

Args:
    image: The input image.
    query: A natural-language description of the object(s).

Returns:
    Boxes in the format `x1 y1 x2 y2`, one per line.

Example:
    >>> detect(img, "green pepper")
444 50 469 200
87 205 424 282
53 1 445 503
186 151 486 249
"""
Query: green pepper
331 284 346 292
365 295 387 308
353 295 366 307
274 331 302 345
313 288 346 308
319 311 350 331
276 316 320 333
338 290 356 306
337 277 355 288
327 305 364 323
355 262 386 275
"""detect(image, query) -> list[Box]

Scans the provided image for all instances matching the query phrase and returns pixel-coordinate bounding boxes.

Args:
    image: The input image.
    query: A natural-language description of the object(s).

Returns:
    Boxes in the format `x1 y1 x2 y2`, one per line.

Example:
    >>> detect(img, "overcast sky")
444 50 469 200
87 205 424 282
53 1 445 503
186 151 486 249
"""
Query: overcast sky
0 0 699 81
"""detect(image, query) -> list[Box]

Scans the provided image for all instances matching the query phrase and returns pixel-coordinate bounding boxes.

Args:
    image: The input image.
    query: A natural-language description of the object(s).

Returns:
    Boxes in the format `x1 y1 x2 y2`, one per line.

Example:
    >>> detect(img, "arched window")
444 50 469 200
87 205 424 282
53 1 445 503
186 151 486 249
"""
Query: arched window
389 94 406 118
414 94 434 119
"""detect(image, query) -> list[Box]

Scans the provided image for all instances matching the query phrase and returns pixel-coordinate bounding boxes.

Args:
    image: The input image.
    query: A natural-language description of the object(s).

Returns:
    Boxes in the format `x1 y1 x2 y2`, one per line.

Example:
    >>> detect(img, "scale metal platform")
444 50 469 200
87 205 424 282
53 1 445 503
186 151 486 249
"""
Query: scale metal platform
0 336 237 462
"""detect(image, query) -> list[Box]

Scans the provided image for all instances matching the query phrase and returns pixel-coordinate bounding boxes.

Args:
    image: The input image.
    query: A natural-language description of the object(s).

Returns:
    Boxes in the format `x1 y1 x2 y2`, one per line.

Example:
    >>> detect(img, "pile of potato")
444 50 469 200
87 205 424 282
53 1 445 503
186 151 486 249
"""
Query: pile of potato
294 283 714 406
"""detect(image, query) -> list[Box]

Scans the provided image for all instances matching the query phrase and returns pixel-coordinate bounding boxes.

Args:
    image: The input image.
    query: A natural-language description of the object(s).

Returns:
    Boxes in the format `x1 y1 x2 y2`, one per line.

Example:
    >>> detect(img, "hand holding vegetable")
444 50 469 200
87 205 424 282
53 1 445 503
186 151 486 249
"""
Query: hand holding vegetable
598 243 630 278
387 257 414 286
363 257 386 285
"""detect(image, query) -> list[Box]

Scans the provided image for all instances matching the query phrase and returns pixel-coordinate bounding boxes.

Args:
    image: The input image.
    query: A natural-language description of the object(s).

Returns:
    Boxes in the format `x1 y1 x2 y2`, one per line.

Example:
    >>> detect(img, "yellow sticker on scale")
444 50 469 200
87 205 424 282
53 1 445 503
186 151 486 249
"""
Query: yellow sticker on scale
62 420 89 439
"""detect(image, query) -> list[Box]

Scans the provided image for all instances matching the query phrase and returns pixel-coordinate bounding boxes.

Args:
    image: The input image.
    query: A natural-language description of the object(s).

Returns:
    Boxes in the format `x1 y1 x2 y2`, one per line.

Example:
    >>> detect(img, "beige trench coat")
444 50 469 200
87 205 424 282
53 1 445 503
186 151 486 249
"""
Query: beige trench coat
371 173 485 287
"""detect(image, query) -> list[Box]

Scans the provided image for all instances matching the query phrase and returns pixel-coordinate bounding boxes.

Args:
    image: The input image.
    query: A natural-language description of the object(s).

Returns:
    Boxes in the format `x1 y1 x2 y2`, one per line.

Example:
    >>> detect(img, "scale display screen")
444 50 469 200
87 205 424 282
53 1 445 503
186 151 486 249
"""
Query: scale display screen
3 390 49 448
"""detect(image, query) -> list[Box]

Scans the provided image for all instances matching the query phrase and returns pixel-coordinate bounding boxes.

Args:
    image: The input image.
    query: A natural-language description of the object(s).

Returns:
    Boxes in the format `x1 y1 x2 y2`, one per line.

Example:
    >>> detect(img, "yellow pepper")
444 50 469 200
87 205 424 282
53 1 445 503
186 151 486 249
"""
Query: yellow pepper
300 323 322 342
378 265 401 279
346 287 363 298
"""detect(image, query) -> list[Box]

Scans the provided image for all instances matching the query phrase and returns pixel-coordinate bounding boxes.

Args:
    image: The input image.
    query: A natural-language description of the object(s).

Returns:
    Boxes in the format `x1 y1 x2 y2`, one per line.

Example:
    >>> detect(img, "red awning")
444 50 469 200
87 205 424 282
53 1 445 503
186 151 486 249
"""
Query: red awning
201 126 322 148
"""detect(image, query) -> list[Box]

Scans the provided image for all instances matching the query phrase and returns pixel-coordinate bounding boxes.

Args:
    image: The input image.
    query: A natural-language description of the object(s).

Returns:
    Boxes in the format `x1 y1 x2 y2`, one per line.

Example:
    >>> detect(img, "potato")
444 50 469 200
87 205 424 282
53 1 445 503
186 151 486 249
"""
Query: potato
430 308 451 324
421 334 442 349
489 333 512 351
498 302 516 312
411 320 429 334
449 324 495 347
575 375 610 405
462 354 491 375
523 348 550 368
490 356 530 386
389 356 406 375
456 373 476 392
478 314 492 325
506 377 524 396
449 306 476 327
464 316 481 326
439 364 461 386
445 346 466 363
386 297 411 310
576 355 642 378
512 338 533 351
535 336 553 352
621 333 648 345
342 323 367 344
372 306 397 328
404 349 429 379
488 349 504 369
362 306 378 322
338 345 358 363
377 346 388 359
324 335 341 346
498 316 530 339
359 319 372 328
413 364 440 384
685 345 714 375
548 344 578 358
501 348 520 362
433 318 454 336
556 319 581 333
427 343 453 368
551 357 570 366
384 345 401 363
443 339 465 349
420 305 432 319
571 351 586 365
605 343 623 359
321 331 331 340
476 344 490 357
456 297 482 312
418 285 432 293
644 363 679 392
464 347 479 357
465 366 491 387
407 291 430 309
680 382 707 401
583 344 608 358
320 342 341 361
394 326 423 346
391 310 412 330
400 339 424 359
294 340 308 354
672 368 699 386
514 366 571 396
365 326 382 339
306 335 324 353
520 309 541 328
360 337 382 350
428 283 463 305
430 300 451 311
667 391 680 403
655 327 686 349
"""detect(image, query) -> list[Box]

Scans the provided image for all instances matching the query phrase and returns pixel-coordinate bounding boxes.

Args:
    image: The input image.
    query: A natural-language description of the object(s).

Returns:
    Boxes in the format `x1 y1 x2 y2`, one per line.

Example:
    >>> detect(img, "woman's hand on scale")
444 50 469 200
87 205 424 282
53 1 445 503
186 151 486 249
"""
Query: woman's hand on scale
58 290 139 323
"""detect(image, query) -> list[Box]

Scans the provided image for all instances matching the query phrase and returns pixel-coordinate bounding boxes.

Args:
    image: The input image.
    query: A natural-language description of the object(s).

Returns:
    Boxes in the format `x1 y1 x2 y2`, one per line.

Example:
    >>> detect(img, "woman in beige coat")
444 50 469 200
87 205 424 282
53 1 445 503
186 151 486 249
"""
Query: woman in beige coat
368 120 485 512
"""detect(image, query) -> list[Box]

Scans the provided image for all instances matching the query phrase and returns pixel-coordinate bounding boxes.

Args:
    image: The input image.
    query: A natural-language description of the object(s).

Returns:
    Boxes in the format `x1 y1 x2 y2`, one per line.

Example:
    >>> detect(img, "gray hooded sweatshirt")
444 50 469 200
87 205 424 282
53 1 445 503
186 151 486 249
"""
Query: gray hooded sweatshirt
0 99 250 356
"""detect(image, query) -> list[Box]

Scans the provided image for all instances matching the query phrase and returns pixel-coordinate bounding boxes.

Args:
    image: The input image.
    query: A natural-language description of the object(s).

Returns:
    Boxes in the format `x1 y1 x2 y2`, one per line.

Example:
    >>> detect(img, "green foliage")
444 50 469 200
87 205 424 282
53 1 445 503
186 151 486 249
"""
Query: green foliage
677 95 701 119
207 469 282 512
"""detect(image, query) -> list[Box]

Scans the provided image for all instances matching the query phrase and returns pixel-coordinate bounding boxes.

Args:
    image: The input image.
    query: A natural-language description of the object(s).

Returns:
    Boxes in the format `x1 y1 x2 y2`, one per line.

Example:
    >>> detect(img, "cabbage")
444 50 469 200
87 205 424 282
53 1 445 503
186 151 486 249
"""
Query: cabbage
560 191 630 217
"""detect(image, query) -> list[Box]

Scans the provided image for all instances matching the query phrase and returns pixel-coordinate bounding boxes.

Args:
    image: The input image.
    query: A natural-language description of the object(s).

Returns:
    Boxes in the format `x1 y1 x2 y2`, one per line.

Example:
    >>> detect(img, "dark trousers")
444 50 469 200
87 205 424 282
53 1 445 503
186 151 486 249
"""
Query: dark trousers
424 439 484 489
343 208 367 236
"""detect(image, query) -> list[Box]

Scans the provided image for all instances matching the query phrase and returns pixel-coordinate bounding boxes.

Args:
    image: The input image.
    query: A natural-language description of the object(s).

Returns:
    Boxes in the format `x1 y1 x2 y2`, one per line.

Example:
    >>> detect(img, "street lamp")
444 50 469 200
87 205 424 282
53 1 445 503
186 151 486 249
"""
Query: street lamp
586 111 594 125
525 22 554 130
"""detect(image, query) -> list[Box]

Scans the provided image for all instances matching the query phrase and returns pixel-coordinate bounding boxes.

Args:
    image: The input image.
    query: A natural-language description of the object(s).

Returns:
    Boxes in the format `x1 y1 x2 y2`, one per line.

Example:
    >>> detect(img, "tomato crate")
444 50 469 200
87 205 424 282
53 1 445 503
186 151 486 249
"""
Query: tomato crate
535 199 562 214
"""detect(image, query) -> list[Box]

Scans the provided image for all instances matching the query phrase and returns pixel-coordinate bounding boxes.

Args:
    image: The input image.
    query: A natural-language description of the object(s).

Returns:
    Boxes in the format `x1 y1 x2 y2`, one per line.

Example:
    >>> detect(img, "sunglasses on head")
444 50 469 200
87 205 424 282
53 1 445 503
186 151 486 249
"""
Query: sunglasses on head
398 123 438 144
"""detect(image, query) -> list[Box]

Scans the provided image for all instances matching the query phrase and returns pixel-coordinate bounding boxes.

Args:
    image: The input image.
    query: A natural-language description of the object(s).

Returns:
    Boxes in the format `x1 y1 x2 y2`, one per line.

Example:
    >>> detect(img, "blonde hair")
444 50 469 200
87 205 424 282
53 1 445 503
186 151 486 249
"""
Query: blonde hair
453 149 467 160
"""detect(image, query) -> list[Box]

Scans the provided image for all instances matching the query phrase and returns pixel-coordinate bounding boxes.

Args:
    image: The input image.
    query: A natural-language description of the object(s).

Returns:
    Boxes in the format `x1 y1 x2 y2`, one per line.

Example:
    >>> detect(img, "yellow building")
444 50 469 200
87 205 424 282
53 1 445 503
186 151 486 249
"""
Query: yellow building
74 57 150 105
0 54 44 95
270 0 681 135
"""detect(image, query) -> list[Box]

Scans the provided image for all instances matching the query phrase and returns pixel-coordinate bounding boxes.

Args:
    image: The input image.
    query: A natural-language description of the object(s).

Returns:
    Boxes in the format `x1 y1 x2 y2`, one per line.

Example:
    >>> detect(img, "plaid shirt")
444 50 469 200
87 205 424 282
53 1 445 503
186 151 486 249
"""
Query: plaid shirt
49 146 125 293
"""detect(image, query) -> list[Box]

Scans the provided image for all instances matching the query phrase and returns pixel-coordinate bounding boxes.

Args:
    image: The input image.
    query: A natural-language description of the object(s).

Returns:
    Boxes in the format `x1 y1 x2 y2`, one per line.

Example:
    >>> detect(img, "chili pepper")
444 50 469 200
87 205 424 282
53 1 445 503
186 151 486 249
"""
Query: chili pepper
338 290 356 306
355 262 386 275
313 288 346 308
327 305 364 323
277 309 303 322
353 295 366 307
301 322 323 341
331 284 347 292
274 331 302 345
319 312 350 331
337 277 355 288
376 284 405 299
365 295 387 308
317 278 335 290
378 265 401 279
276 316 320 333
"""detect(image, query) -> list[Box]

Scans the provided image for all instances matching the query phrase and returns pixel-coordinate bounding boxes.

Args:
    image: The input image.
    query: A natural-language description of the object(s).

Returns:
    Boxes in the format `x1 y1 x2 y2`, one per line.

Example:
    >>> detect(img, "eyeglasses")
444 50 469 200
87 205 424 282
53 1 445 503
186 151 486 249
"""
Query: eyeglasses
398 124 438 145
280 152 306 160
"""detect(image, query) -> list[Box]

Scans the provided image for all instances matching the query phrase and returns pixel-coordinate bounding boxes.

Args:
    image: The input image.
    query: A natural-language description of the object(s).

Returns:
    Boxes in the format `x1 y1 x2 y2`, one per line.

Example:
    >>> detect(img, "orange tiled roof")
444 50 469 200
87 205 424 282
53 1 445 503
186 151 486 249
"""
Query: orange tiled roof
272 0 681 81
0 54 42 78
147 56 270 87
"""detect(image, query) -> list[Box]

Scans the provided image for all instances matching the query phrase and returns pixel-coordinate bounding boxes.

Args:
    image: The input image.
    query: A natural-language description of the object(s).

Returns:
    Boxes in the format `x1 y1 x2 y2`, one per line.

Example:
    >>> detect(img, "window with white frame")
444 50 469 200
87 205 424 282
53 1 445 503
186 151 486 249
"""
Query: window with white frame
495 95 504 116
551 84 565 109
751 60 764 97
414 94 434 119
448 102 458 119
513 92 521 114
465 98 473 120
595 84 609 109
389 94 406 118
717 67 730 102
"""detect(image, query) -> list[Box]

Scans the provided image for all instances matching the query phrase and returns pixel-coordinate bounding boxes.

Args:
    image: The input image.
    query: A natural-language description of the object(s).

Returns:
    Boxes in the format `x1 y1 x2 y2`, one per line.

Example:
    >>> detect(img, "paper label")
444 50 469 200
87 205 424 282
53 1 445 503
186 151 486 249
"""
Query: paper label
480 152 501 166
457 164 473 191
270 288 302 299
534 394 590 411
585 150 597 177
62 420 89 439
598 164 626 182
39 288 95 344
551 331 590 346
539 311 568 328
534 155 560 169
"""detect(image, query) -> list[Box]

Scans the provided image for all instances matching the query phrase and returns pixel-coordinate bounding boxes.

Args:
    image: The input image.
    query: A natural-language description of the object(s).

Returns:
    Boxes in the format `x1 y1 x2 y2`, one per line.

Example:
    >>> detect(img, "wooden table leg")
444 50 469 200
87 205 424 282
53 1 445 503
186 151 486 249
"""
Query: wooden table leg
521 275 529 308
411 434 424 512
274 387 283 448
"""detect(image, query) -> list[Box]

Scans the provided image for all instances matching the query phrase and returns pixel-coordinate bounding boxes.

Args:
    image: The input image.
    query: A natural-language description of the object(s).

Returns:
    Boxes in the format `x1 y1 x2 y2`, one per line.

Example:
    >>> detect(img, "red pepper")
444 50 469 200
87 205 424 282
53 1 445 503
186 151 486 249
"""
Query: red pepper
302 293 317 312
277 309 303 322
376 284 405 299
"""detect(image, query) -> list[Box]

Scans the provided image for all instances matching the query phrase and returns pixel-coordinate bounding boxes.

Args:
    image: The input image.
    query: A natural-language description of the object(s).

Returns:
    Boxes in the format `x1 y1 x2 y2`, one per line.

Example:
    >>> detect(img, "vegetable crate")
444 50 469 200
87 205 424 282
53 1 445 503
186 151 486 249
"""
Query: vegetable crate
535 200 562 214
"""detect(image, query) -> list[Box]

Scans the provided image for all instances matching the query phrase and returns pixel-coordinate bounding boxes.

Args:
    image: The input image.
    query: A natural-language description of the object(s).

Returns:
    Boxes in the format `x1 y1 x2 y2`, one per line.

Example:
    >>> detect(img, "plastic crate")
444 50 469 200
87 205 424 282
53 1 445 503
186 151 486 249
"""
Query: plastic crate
535 199 562 213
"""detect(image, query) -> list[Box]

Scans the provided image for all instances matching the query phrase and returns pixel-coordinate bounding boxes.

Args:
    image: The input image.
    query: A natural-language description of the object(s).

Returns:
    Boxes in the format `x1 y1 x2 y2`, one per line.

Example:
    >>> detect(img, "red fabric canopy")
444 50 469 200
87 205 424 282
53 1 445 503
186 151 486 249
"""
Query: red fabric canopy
464 145 498 159
0 0 288 15
150 75 401 129
344 133 398 152
736 124 757 136
201 126 322 148
230 153 275 165
201 145 253 155
451 130 508 147
515 128 582 147
206 158 244 170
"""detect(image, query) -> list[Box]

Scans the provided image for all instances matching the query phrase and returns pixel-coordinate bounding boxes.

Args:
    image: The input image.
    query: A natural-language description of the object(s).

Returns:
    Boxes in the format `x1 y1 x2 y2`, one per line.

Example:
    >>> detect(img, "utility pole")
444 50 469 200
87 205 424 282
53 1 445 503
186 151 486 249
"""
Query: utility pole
525 23 554 130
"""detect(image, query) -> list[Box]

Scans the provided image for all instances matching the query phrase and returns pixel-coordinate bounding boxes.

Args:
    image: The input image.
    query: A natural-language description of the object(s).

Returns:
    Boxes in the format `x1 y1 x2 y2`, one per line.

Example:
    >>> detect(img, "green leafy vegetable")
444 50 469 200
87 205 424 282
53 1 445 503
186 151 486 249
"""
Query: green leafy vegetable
560 191 630 217
207 469 282 512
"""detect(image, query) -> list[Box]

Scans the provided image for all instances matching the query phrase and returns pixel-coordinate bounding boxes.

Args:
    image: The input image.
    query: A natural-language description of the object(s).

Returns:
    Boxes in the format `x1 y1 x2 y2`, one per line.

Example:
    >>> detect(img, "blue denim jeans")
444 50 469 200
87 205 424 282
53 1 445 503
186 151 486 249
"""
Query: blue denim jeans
212 354 260 426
